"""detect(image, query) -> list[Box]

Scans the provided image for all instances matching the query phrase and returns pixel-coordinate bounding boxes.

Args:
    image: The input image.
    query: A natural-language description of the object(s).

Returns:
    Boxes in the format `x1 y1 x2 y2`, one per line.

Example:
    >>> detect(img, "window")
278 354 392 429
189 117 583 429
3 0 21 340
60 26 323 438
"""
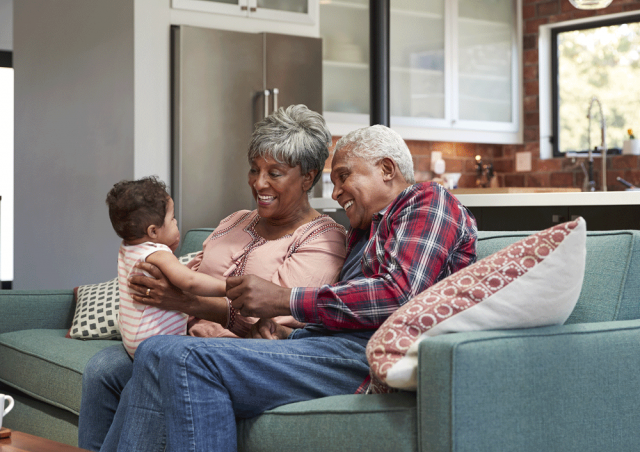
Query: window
0 50 13 287
551 15 640 156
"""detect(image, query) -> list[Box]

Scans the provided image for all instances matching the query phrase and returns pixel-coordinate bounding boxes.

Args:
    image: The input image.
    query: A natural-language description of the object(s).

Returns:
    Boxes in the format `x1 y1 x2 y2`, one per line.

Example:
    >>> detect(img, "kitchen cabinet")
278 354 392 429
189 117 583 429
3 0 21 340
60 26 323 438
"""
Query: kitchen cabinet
457 192 640 231
469 205 640 231
172 0 317 24
311 192 640 231
321 0 522 144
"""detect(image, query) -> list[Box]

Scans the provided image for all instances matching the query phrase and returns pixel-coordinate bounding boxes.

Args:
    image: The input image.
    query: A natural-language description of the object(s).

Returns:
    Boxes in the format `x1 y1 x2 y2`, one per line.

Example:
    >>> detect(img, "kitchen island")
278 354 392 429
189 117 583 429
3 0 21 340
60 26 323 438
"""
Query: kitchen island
311 191 640 231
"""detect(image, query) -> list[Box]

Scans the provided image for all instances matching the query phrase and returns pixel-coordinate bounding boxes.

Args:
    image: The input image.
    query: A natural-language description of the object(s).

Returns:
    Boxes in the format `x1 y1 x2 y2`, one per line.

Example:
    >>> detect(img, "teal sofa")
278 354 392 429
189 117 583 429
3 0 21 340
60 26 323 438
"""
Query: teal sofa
1 227 640 451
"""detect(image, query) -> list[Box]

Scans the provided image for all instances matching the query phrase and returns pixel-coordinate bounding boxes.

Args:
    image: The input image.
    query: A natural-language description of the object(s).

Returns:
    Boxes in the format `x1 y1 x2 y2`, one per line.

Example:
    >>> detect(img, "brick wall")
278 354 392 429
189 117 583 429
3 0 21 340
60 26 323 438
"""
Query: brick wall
405 0 640 191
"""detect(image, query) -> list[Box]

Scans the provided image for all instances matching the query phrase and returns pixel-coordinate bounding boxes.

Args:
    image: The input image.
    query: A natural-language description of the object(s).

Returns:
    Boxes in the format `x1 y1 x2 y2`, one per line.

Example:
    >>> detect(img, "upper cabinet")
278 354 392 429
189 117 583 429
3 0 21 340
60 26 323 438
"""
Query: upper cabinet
172 0 317 24
321 0 522 144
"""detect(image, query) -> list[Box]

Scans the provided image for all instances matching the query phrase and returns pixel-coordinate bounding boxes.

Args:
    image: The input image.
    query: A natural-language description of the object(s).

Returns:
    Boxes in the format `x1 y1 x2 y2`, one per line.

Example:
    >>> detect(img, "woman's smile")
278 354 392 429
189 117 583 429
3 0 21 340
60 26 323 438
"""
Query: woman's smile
248 155 313 225
256 194 276 206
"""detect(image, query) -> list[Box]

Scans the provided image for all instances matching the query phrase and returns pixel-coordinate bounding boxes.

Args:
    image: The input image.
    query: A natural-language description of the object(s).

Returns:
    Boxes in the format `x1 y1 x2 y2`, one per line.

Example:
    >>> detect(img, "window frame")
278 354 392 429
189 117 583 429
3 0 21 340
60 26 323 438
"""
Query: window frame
550 13 640 157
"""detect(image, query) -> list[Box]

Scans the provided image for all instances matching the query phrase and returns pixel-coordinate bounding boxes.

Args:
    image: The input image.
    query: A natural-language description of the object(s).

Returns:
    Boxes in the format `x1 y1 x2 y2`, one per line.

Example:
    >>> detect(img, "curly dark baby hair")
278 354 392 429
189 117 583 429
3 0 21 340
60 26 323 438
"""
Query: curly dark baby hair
106 176 170 241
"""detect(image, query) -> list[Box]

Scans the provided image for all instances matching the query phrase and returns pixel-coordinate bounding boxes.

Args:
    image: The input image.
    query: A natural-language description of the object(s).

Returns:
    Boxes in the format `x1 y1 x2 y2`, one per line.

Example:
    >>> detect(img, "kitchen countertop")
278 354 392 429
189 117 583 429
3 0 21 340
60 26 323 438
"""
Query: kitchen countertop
310 190 640 209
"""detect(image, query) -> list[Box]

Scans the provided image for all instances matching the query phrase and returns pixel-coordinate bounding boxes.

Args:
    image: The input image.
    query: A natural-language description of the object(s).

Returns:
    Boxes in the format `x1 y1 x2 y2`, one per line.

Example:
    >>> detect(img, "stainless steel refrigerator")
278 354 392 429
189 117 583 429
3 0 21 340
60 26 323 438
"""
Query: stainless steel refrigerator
171 25 322 235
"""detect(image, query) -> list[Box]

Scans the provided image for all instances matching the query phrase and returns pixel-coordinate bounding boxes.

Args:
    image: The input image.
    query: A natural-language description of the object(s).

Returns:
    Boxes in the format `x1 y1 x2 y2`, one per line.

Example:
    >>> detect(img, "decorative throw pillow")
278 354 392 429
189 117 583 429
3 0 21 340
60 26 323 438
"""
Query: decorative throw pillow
178 252 199 265
367 217 587 392
68 277 120 339
67 251 200 340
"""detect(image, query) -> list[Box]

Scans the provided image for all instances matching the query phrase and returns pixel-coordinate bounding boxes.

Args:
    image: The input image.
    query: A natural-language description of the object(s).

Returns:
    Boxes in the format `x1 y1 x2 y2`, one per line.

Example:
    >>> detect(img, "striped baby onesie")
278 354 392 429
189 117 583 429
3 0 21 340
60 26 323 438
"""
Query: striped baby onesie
117 241 188 358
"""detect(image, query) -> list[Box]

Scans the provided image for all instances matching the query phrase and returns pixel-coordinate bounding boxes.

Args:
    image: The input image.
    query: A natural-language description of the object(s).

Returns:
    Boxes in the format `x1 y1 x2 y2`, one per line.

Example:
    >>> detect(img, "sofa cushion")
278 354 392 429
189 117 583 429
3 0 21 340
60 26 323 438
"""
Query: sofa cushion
368 218 586 391
178 229 214 256
0 381 80 447
237 393 417 452
0 329 117 415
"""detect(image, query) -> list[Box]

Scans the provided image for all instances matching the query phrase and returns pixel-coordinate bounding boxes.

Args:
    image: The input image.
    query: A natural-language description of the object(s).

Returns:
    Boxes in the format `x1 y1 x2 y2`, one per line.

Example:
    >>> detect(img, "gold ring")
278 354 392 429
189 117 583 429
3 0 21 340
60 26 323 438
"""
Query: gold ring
146 288 151 296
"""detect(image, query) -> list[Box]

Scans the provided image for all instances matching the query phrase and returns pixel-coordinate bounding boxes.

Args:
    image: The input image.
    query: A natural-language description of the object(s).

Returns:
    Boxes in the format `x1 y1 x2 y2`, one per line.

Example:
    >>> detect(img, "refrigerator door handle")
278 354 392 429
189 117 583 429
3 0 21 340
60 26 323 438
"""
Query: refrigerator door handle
272 88 279 112
263 89 271 118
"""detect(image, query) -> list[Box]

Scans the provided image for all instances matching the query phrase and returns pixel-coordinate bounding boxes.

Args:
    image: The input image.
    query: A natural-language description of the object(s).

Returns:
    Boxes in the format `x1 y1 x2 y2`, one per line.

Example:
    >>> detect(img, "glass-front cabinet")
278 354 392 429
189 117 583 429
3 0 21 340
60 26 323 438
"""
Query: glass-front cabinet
172 0 316 24
321 0 521 144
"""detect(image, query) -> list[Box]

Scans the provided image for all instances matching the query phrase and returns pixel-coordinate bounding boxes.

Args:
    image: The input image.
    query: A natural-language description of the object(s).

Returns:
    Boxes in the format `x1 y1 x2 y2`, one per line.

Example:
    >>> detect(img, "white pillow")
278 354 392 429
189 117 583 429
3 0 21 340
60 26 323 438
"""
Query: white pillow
367 217 587 392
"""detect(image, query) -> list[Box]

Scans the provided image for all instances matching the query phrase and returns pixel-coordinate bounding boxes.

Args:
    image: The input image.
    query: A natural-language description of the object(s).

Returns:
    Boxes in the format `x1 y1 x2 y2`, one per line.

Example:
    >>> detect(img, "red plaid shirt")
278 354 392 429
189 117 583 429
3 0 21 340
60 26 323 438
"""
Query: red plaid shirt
290 182 477 330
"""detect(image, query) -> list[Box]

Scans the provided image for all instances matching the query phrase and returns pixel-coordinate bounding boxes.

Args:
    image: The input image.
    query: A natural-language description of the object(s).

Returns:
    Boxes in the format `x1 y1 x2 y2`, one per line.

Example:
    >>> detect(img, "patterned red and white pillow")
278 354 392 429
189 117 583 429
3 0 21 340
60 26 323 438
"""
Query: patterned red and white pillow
367 217 586 392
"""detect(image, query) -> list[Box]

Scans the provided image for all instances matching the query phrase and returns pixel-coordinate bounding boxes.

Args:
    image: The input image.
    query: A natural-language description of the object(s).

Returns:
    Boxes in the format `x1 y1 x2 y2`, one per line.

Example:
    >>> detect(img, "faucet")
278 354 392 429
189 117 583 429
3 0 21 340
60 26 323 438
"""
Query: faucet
475 155 494 188
587 96 607 192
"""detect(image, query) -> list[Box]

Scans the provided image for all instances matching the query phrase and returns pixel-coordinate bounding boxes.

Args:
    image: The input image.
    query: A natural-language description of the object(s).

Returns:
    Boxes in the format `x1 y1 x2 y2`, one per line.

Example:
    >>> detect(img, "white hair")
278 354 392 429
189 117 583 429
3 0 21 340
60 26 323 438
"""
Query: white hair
334 125 415 184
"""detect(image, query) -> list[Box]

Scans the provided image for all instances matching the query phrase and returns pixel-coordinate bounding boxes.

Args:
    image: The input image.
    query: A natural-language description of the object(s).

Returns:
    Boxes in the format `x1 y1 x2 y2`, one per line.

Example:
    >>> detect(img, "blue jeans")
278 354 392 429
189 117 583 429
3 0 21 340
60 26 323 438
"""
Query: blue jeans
99 330 370 452
78 344 133 451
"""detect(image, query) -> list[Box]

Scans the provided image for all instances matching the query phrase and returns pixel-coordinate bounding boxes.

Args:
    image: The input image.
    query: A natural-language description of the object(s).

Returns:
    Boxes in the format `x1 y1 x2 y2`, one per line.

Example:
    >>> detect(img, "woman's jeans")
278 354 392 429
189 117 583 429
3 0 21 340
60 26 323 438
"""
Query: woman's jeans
78 344 133 451
79 329 371 452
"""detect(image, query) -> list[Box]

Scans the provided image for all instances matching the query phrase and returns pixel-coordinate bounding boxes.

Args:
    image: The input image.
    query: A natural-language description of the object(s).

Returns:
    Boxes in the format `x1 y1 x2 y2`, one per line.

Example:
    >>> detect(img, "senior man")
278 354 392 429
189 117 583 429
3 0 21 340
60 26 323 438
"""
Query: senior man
103 125 477 452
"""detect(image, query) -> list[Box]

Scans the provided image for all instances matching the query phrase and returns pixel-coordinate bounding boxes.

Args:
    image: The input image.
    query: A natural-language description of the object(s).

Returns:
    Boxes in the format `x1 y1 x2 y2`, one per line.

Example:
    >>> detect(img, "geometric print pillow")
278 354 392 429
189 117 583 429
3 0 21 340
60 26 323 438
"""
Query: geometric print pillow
366 217 586 393
69 278 120 339
67 251 200 340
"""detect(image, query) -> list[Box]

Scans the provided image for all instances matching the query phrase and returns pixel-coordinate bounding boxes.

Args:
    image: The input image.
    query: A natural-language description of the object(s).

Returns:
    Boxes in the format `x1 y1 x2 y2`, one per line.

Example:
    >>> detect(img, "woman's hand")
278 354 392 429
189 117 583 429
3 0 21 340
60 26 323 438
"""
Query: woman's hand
129 262 196 313
247 318 293 340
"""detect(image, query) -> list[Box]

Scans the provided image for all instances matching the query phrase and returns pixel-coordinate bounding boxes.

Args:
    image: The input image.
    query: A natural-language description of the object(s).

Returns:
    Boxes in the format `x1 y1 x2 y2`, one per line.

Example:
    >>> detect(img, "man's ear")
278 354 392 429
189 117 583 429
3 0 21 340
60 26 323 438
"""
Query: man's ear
303 169 319 192
146 224 159 239
380 157 398 182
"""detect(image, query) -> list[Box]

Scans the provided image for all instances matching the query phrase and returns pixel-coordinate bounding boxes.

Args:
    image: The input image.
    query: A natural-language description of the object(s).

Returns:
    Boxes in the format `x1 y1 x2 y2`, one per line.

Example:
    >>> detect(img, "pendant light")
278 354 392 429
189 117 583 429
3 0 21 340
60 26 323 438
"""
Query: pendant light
568 0 613 9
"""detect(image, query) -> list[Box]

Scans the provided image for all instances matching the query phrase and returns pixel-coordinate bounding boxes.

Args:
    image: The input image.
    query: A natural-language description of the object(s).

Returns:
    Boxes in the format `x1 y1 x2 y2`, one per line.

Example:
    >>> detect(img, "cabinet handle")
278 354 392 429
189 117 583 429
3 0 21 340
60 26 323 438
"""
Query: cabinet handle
250 7 257 12
241 5 247 10
272 88 279 112
263 90 270 118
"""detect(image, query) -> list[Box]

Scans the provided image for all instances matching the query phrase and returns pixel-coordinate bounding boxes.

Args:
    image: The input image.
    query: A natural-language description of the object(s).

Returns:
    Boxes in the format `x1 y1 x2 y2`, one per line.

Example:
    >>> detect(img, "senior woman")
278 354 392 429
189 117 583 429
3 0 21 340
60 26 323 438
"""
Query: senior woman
78 105 347 451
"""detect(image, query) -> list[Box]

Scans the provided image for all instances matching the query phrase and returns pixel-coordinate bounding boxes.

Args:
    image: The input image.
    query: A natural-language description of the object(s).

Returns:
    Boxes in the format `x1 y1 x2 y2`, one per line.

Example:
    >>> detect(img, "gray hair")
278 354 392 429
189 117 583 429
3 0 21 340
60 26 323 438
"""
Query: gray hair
334 125 415 184
248 104 332 190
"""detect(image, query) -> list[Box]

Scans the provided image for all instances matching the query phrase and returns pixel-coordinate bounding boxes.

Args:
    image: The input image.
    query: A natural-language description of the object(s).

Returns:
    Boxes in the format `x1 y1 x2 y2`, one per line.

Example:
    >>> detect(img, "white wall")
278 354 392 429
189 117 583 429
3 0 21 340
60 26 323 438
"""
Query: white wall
0 0 12 283
0 68 12 282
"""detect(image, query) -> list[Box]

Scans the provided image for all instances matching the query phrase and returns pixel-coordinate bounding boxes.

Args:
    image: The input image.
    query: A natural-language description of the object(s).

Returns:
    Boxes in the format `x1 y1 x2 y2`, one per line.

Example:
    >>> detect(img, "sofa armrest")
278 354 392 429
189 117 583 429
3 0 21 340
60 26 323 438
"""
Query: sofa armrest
417 320 640 452
0 290 75 334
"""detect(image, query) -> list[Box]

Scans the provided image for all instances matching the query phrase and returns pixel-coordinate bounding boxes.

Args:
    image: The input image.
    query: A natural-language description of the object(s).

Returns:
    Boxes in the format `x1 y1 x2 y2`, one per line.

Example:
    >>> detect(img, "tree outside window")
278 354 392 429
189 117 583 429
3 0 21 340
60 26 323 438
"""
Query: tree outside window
553 16 640 156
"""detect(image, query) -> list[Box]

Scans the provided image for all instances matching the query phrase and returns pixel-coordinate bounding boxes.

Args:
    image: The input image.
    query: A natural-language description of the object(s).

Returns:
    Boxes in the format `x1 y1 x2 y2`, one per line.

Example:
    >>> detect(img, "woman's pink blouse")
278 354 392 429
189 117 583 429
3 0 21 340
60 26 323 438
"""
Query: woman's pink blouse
186 210 347 338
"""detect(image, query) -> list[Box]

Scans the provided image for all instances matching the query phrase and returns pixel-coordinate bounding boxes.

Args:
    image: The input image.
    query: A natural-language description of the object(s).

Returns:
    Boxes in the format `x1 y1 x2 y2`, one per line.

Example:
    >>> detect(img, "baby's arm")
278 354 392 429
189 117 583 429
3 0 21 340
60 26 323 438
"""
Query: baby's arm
146 250 226 297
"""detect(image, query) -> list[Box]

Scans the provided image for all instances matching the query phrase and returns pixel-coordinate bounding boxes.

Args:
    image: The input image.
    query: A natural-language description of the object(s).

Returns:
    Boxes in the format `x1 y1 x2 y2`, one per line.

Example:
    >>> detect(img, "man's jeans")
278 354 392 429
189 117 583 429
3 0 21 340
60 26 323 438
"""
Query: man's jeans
81 330 370 452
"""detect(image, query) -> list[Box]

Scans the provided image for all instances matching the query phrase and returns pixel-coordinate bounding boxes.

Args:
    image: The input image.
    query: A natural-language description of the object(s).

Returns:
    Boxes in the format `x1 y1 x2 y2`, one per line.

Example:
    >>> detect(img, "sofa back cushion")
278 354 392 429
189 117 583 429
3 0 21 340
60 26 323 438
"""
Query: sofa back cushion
477 229 640 324
180 227 640 324
178 228 215 256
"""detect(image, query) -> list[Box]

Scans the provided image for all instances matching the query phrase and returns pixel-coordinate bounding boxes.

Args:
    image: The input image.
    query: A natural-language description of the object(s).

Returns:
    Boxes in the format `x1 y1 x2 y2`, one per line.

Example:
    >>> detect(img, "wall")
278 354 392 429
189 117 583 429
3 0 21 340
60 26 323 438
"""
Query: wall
0 0 11 51
13 0 135 289
406 0 640 191
11 1 319 289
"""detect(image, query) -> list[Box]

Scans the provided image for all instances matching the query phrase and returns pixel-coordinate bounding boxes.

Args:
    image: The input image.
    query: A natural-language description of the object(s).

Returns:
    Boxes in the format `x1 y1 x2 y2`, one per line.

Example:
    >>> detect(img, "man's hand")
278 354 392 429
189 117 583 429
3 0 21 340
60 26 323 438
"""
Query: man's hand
247 318 293 340
129 262 196 313
226 275 292 319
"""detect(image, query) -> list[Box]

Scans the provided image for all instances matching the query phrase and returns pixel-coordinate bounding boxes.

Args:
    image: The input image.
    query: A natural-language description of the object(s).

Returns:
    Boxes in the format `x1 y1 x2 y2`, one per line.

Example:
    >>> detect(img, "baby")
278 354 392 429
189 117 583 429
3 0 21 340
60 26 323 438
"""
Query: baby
106 176 225 358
